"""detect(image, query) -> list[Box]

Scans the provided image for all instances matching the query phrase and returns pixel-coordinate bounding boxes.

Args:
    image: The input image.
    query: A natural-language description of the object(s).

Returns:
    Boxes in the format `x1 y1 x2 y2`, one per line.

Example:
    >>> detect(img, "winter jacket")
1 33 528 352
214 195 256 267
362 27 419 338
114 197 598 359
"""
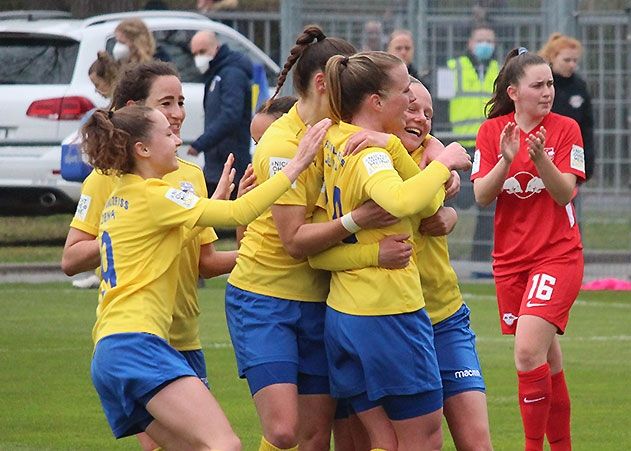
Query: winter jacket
552 72 595 180
192 44 253 184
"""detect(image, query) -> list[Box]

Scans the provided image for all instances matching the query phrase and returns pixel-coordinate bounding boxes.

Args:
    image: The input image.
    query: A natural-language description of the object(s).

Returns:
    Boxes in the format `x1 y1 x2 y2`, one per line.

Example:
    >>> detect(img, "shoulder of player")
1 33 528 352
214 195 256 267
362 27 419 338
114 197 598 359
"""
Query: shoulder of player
174 157 203 173
256 122 300 158
545 112 580 133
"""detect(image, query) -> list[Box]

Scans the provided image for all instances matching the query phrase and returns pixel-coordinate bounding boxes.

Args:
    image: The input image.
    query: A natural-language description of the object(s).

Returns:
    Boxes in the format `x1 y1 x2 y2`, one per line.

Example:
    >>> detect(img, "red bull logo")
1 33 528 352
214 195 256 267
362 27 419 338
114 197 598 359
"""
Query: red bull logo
502 171 546 199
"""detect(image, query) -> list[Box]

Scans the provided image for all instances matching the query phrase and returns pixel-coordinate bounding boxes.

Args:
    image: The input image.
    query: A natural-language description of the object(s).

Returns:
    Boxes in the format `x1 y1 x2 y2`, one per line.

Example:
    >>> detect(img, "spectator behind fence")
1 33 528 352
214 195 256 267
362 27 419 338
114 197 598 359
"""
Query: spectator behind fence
539 33 594 181
361 20 386 51
446 23 500 263
386 29 431 91
112 18 169 65
187 30 253 198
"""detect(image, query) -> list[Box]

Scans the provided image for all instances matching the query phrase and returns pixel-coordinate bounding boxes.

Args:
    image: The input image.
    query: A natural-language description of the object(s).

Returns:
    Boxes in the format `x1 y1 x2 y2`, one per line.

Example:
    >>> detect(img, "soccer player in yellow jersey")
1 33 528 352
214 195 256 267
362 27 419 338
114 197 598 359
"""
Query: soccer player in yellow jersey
80 104 328 448
227 27 406 451
61 62 241 450
401 80 492 450
310 51 472 450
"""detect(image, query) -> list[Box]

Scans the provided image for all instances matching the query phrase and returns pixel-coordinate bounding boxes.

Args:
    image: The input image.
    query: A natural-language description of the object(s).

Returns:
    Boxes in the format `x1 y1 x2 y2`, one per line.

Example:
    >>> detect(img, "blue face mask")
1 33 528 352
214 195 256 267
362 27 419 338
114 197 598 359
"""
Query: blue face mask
473 42 495 61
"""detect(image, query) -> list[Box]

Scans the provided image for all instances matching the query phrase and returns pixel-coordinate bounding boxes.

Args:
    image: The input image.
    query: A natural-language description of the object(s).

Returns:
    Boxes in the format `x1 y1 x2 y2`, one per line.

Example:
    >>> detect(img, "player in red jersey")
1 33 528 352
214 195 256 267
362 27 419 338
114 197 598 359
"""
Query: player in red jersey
471 48 585 451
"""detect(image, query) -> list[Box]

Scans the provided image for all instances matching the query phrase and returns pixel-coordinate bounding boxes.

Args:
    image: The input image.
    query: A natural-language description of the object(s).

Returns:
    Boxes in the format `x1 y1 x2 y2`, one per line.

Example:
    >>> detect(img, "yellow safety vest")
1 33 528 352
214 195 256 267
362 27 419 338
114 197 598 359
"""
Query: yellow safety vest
447 56 499 147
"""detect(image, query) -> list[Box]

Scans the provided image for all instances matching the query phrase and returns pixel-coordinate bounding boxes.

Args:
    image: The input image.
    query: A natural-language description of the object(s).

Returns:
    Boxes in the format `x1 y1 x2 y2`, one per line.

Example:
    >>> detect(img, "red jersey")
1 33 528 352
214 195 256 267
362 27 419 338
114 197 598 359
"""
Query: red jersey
471 112 585 276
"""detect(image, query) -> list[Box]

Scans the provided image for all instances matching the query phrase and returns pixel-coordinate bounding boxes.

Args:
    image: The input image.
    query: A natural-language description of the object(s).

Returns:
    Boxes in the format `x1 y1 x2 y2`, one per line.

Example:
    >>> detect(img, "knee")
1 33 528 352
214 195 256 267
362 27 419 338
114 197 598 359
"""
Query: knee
266 424 299 449
514 345 546 371
198 432 241 451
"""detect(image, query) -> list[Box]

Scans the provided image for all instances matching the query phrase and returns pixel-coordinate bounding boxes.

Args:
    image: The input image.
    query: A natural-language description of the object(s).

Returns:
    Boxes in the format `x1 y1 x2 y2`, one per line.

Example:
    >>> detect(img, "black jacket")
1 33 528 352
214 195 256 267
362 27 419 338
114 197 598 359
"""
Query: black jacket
552 72 595 180
192 44 253 184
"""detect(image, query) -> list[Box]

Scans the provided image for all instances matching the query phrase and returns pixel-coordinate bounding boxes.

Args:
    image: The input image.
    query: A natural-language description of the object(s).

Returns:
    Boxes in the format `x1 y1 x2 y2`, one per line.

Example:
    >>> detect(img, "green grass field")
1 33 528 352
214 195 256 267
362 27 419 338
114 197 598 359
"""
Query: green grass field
1 280 630 450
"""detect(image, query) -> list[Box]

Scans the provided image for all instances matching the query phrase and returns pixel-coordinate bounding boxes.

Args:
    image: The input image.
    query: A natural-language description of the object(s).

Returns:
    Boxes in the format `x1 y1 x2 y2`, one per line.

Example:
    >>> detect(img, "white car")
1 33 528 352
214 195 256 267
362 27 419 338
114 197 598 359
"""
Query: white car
0 10 279 213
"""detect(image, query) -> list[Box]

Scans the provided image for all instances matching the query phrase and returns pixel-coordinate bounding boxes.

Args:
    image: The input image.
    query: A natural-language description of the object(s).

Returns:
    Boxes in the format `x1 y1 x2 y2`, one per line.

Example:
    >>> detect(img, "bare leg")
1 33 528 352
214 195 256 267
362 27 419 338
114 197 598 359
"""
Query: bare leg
391 408 443 451
253 383 299 449
298 394 336 450
333 415 371 451
444 391 493 451
145 376 240 451
355 406 397 451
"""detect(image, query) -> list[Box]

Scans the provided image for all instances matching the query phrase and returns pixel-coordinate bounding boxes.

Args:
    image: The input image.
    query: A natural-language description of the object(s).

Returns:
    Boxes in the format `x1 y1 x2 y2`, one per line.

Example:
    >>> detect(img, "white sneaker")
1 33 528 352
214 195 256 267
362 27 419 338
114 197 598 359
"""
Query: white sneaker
72 274 100 289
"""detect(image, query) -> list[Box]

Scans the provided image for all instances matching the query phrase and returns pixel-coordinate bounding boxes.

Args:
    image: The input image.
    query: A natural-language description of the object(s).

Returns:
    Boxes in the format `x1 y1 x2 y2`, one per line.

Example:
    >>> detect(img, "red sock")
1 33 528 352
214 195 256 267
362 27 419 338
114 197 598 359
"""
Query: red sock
518 363 552 451
546 370 571 450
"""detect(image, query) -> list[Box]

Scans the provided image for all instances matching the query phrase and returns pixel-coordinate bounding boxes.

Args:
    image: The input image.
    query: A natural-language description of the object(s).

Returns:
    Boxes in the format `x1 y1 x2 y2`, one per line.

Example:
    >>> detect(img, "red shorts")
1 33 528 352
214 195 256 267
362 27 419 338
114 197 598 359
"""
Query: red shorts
494 251 584 335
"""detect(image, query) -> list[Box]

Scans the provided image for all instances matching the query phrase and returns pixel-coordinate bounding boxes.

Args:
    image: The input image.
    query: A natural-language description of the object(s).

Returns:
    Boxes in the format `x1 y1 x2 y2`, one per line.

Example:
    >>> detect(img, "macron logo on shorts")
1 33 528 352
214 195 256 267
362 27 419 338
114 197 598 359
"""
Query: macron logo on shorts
454 369 481 379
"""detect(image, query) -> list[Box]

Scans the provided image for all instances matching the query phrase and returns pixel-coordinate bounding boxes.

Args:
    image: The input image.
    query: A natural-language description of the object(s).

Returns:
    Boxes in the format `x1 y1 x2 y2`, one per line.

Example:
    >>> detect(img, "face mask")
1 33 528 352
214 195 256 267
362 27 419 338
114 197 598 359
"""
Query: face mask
194 54 214 74
112 42 130 62
473 42 495 61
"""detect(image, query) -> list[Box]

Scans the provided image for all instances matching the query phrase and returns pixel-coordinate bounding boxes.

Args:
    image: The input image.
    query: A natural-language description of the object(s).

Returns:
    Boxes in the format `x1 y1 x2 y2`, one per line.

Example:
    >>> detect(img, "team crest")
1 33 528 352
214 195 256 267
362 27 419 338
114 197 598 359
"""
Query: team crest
503 312 518 326
569 95 584 109
180 181 195 193
544 147 555 160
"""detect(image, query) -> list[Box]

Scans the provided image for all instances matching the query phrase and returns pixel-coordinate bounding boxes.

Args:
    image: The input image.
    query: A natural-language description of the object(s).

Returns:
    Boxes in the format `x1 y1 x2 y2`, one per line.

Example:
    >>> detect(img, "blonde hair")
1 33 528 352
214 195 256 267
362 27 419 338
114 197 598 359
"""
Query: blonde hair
325 51 404 123
539 32 582 63
115 18 156 64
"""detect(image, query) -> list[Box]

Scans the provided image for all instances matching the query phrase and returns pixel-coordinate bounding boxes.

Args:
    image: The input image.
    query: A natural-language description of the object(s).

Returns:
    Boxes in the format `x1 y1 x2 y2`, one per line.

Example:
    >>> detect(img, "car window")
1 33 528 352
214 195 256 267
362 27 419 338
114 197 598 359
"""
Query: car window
106 29 276 85
0 34 79 84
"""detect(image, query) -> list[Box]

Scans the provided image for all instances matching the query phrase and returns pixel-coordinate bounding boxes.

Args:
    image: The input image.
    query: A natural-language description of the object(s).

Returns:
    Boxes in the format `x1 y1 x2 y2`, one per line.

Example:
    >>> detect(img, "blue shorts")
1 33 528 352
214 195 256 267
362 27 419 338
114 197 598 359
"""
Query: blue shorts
433 304 486 400
225 283 329 393
179 349 209 388
91 333 196 438
325 307 442 403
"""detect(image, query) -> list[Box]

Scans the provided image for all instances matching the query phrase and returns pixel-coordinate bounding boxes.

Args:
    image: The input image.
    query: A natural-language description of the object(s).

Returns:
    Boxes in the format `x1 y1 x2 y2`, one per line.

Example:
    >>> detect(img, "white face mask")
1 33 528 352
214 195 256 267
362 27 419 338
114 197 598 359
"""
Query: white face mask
194 54 214 74
112 42 130 62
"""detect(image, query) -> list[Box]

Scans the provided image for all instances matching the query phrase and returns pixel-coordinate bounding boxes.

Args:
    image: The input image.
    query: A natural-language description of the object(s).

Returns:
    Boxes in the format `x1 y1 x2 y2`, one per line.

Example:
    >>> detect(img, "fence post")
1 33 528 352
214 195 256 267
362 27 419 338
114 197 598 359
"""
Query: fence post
542 0 579 38
279 0 303 96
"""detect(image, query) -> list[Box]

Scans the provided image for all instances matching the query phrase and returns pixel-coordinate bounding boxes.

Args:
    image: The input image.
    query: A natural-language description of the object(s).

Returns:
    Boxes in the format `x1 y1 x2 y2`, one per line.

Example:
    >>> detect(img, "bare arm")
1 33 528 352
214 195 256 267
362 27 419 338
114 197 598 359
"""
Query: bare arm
272 201 399 261
61 228 100 276
198 243 238 278
474 122 519 207
527 127 577 206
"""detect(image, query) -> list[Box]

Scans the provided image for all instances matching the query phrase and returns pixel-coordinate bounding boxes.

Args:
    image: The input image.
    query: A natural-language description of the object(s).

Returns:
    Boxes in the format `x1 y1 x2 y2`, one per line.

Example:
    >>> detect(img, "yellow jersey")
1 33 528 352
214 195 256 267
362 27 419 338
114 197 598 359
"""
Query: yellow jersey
228 104 330 302
94 170 293 344
409 144 463 325
317 121 450 315
71 159 217 350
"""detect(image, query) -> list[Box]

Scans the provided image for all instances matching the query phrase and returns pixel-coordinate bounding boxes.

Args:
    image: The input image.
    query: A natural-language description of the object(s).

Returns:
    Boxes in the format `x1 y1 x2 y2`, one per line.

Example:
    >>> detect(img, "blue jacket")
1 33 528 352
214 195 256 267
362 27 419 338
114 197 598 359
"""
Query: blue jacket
192 44 253 184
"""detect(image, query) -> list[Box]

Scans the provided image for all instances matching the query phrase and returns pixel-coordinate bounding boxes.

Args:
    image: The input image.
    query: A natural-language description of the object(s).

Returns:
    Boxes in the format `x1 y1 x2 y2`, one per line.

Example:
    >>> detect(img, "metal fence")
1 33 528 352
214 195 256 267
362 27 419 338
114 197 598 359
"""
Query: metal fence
210 0 631 277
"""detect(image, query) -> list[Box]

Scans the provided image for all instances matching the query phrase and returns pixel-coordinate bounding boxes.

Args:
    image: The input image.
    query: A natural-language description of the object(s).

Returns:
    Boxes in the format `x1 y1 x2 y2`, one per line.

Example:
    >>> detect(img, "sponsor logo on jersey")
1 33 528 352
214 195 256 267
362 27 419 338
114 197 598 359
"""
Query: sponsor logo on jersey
502 172 546 198
472 149 481 175
569 94 584 109
362 152 393 176
165 188 200 209
75 194 92 221
570 144 585 173
269 157 296 188
454 369 481 379
502 312 518 326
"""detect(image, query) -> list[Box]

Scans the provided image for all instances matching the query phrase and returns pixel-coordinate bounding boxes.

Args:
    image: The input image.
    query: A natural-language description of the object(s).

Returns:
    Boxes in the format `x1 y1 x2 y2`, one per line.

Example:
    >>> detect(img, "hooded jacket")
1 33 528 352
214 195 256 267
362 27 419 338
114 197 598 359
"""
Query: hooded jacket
192 44 253 184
